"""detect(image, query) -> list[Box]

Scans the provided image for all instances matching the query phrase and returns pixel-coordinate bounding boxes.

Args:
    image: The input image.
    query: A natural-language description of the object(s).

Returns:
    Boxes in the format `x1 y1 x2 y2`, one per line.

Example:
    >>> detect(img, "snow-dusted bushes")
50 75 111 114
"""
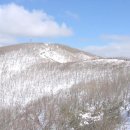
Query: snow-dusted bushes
0 44 130 129
0 65 130 130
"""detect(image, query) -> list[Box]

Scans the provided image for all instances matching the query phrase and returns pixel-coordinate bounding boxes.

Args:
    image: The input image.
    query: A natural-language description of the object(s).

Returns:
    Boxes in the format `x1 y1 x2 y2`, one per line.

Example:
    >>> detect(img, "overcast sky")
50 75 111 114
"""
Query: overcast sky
0 0 130 57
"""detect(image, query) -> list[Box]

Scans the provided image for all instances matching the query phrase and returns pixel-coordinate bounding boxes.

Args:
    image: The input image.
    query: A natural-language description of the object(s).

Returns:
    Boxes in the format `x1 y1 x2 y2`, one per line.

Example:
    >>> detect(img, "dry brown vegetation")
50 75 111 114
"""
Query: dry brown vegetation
0 44 130 130
0 64 130 130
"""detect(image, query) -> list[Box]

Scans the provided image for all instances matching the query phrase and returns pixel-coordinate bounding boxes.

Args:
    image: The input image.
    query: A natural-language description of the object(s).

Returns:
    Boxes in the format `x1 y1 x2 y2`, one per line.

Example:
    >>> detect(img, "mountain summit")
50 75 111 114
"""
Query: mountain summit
0 43 98 63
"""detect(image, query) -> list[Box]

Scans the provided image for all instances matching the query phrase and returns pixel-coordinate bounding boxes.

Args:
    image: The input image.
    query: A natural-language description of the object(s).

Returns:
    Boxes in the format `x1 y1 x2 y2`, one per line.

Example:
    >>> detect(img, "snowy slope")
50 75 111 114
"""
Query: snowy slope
0 43 130 107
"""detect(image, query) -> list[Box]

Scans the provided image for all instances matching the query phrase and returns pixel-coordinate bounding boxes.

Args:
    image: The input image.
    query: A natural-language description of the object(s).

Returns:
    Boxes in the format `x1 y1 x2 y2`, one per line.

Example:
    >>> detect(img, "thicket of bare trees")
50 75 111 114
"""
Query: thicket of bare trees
0 63 130 130
0 44 130 130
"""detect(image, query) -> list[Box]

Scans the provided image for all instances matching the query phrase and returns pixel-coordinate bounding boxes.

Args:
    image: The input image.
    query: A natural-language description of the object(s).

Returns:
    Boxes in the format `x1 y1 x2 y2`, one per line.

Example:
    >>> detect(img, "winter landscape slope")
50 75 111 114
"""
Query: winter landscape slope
0 43 99 106
0 43 130 130
0 43 129 106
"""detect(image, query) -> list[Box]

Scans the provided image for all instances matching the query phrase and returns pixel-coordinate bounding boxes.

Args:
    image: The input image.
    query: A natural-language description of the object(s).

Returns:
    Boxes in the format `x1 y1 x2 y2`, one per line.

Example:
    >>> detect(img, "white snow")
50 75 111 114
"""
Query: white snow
39 48 69 63
38 111 48 128
0 44 130 108
116 103 130 130
79 111 103 126
39 44 97 63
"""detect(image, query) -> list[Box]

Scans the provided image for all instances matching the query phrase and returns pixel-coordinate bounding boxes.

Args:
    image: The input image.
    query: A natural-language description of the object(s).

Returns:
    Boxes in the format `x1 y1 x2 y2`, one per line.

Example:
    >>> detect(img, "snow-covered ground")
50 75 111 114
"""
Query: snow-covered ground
117 104 130 130
0 43 130 108
0 43 130 130
121 117 130 130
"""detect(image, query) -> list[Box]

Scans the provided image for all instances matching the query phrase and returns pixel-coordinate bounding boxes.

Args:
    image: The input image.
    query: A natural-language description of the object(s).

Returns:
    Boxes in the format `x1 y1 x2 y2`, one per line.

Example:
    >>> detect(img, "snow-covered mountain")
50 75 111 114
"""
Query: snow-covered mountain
0 43 98 106
0 43 130 107
0 43 130 130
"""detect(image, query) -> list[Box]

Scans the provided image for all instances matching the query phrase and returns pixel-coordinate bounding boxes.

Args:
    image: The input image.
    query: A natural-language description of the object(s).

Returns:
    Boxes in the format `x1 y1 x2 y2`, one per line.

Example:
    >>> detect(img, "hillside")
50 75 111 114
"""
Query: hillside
0 43 99 106
0 43 130 130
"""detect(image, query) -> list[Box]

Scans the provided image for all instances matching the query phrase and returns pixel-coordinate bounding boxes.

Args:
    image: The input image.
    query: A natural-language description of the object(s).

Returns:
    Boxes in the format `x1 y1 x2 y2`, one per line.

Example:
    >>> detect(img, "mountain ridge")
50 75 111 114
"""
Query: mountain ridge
0 43 99 61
